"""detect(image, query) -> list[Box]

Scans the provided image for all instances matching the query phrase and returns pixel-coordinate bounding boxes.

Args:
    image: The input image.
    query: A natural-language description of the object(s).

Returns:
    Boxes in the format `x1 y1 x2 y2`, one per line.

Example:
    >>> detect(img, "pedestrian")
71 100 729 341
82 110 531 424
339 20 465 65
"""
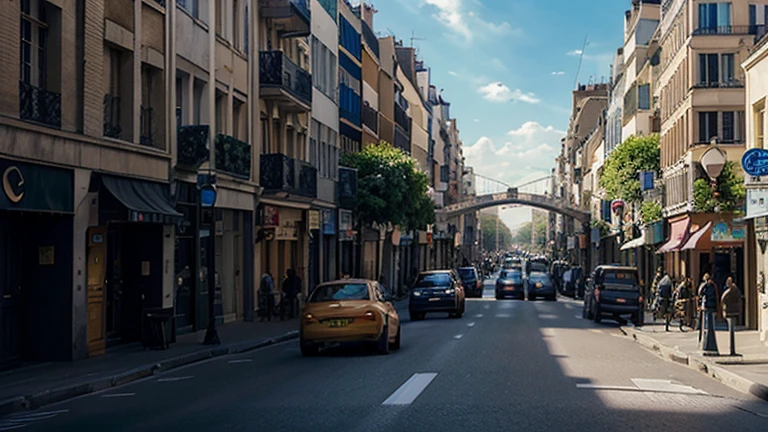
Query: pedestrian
656 272 673 328
649 267 663 312
722 276 743 318
698 273 719 351
259 272 275 322
281 268 302 320
674 276 694 327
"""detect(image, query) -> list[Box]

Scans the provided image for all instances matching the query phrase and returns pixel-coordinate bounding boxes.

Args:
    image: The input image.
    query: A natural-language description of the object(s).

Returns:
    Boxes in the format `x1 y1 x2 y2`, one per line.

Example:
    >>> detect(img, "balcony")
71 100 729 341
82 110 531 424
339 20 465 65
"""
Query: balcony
215 134 251 179
362 21 379 58
260 153 317 198
394 103 411 136
692 25 759 36
103 94 122 139
692 79 744 89
394 127 409 152
362 104 378 135
177 125 210 169
260 0 310 37
260 51 312 112
338 166 358 210
18 81 61 129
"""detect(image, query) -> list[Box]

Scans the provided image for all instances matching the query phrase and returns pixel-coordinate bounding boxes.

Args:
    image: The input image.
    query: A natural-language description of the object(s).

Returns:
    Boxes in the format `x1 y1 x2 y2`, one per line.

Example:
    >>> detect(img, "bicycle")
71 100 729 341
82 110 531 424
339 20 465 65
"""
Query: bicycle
671 298 694 332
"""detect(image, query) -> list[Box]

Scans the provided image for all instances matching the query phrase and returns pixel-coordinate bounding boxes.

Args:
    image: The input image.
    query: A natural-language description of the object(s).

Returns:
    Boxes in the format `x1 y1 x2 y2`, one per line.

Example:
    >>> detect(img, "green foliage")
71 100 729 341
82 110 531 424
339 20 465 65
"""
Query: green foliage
639 201 663 224
514 223 532 245
599 134 661 203
480 213 513 251
591 219 611 237
693 161 746 213
340 141 435 230
510 220 548 248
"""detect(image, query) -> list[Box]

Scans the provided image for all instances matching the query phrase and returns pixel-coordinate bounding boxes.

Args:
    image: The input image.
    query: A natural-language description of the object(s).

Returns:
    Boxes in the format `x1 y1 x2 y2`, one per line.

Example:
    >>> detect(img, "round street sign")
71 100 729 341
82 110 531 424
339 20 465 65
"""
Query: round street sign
200 184 217 208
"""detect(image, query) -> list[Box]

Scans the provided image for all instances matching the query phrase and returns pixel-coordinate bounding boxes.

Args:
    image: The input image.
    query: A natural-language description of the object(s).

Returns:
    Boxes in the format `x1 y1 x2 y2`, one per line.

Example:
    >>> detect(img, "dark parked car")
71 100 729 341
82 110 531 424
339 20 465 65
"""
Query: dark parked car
495 269 524 300
458 267 483 298
502 256 522 270
409 271 466 321
526 271 556 301
583 266 644 325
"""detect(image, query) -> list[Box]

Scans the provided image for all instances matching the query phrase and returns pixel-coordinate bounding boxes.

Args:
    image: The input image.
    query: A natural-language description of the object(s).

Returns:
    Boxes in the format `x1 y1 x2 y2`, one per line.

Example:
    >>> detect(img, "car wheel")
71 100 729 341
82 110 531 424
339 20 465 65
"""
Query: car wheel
528 294 535 302
549 294 556 302
377 323 390 355
592 304 602 323
300 340 319 357
495 293 503 300
390 325 401 350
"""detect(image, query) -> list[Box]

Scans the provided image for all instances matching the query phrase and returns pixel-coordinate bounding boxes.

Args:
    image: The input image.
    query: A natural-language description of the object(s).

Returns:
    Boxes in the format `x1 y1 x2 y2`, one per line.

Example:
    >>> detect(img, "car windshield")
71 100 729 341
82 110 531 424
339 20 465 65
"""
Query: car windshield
415 273 453 287
600 271 638 291
501 271 522 281
529 273 551 284
530 262 548 273
458 268 476 280
309 284 369 302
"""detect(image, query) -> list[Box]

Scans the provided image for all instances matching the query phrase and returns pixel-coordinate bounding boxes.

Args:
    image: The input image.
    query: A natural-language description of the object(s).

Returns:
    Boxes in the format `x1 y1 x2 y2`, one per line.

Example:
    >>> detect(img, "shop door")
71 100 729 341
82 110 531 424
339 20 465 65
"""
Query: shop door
86 227 107 357
0 216 21 367
105 227 123 345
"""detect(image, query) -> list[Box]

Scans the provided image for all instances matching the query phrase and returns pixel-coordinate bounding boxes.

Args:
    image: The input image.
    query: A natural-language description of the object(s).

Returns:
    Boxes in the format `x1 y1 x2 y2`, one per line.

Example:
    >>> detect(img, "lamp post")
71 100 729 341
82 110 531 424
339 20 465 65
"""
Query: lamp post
200 176 220 346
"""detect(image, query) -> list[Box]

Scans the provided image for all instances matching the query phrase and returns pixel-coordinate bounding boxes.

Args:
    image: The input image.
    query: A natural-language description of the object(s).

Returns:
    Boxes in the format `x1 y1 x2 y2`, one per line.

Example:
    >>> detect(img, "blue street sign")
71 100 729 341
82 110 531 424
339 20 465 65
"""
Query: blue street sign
200 185 217 208
742 148 768 177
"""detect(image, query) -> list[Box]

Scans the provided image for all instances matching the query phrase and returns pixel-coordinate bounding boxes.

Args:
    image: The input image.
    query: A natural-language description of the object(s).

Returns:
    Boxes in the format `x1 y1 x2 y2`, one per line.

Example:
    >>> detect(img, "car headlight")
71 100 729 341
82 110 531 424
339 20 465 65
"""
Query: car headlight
444 288 455 294
412 291 422 297
536 283 543 288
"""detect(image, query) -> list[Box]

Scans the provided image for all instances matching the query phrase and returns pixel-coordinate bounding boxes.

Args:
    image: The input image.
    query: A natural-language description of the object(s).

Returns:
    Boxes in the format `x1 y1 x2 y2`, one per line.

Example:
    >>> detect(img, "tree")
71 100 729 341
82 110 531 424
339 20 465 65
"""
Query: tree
599 134 661 203
480 213 513 251
693 161 746 213
639 200 663 224
340 141 435 230
514 222 532 245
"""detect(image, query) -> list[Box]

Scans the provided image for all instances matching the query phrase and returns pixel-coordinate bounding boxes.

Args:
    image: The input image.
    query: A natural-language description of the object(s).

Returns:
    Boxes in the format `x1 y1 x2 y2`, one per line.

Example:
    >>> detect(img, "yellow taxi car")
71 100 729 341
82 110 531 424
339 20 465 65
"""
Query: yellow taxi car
299 279 401 356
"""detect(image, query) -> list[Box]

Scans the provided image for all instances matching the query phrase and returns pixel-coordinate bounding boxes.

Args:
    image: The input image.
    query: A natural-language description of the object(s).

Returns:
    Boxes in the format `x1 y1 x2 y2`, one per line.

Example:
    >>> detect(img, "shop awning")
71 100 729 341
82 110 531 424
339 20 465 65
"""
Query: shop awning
679 221 713 251
620 231 646 251
102 175 183 224
656 218 691 254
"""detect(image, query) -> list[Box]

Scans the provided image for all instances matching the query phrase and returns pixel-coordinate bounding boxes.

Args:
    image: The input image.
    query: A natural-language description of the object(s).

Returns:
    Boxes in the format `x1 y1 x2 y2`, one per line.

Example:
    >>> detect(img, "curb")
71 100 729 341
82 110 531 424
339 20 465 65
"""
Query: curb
0 330 299 417
621 326 768 402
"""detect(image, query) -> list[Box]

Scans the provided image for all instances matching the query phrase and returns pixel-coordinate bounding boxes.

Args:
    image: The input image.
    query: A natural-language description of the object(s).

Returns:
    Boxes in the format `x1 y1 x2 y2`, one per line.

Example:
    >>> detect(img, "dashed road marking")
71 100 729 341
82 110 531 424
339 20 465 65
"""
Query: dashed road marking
454 334 464 339
382 373 438 405
538 314 558 319
0 409 70 430
484 305 490 309
227 359 253 364
474 314 483 318
100 393 136 398
467 322 476 327
574 315 583 320
495 313 512 318
157 376 194 382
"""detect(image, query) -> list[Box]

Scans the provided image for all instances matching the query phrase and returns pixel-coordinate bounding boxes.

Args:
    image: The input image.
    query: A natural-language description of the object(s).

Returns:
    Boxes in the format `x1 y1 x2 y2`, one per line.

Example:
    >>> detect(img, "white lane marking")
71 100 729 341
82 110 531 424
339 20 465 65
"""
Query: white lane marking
495 313 511 318
454 334 464 339
538 314 558 319
574 315 583 320
227 359 253 364
382 373 438 405
100 393 135 398
564 304 575 309
474 314 483 318
631 379 708 395
467 322 476 327
484 305 490 309
157 376 194 382
576 384 640 391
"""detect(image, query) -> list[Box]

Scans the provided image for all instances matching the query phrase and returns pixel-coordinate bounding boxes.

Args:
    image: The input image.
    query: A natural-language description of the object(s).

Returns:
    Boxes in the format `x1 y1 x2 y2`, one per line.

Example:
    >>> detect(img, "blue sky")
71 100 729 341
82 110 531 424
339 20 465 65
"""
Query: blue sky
371 0 630 229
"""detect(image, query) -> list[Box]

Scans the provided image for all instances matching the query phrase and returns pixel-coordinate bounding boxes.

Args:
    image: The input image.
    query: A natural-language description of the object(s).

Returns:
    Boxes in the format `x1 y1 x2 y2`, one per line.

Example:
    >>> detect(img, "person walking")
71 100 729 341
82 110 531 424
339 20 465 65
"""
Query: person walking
259 272 275 322
656 272 673 329
281 269 302 320
698 273 719 353
674 276 694 328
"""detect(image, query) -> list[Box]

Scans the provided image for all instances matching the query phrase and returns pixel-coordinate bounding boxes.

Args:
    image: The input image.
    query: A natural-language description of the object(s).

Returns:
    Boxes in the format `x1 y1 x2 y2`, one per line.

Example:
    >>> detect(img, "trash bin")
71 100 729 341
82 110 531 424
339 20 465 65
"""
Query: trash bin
142 307 173 350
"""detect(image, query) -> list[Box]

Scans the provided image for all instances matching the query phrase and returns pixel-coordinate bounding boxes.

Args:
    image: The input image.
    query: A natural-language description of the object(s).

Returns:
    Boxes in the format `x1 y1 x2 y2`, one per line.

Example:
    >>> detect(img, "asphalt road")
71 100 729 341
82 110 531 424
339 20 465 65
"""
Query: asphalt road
4 275 768 431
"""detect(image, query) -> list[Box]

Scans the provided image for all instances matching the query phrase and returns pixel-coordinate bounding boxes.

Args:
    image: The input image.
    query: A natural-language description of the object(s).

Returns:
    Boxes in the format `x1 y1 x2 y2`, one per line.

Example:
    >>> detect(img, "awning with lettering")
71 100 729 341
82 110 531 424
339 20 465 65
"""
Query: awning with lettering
679 221 713 251
101 175 183 224
656 218 691 254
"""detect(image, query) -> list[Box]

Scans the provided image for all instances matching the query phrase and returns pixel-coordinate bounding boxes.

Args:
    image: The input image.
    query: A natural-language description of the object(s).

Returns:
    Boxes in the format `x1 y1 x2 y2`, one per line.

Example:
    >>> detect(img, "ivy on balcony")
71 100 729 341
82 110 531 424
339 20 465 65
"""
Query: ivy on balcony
692 161 745 213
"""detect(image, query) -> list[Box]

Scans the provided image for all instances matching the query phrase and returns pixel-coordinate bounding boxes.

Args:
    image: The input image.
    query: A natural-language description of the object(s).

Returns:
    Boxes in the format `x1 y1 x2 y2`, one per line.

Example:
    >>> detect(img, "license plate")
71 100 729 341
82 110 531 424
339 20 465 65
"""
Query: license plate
504 287 514 291
616 298 626 303
429 297 440 301
326 319 353 328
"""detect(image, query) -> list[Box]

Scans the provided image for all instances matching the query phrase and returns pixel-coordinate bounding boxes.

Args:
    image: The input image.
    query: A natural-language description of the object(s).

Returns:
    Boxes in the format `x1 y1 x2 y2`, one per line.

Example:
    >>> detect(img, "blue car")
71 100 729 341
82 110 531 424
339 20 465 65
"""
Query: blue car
495 269 524 300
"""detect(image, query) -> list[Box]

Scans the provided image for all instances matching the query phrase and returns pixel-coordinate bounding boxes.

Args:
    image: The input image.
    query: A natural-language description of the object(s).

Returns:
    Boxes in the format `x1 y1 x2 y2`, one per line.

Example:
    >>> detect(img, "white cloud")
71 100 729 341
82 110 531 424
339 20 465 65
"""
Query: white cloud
551 71 565 75
473 118 480 122
477 82 540 104
448 71 459 76
567 49 583 56
423 0 472 41
462 122 566 189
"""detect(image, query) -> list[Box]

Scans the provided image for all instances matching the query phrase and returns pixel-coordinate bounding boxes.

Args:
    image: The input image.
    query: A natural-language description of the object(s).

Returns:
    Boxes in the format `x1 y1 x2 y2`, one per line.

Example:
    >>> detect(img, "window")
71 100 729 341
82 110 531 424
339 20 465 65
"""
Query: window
177 0 199 19
141 65 157 147
215 91 226 135
756 101 765 149
721 54 735 83
749 4 768 30
698 2 731 32
20 0 48 88
309 283 369 303
699 111 718 142
698 53 719 85
215 0 223 37
722 111 734 142
311 38 338 102
233 0 242 50
104 47 126 139
638 84 651 110
261 118 270 153
233 98 245 141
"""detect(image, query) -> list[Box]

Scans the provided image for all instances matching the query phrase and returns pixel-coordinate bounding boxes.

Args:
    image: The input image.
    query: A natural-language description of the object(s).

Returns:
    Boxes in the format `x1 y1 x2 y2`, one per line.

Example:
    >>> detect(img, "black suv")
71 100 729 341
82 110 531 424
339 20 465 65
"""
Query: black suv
583 266 644 325
458 267 482 298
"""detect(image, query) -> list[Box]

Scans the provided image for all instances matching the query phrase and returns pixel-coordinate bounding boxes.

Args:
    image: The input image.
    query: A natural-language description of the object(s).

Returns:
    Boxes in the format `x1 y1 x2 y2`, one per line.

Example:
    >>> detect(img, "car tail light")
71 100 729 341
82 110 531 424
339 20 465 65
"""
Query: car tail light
304 313 315 322
363 311 377 321
638 295 644 304
477 281 482 289
594 287 601 303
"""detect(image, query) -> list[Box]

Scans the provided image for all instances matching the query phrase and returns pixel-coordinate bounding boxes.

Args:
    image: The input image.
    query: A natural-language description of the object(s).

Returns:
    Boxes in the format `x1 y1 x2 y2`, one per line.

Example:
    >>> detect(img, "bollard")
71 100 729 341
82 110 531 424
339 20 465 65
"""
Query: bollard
700 311 720 356
727 317 739 357
721 282 743 357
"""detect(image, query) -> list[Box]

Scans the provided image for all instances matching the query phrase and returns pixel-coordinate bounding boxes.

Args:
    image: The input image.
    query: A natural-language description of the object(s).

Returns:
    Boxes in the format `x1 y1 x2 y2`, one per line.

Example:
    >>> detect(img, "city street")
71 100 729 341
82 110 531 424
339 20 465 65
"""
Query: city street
3 276 768 432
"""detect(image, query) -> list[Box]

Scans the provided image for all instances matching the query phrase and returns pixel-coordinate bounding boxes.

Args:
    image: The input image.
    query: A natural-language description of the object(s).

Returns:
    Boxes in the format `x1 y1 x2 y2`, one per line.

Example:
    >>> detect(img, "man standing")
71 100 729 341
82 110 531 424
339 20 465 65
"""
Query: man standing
281 269 302 320
698 273 719 354
259 272 275 322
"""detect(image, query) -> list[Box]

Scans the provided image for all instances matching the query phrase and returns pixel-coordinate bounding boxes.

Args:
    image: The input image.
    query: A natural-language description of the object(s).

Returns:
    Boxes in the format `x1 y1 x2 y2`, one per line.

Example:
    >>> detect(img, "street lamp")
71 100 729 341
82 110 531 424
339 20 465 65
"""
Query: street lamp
701 141 728 212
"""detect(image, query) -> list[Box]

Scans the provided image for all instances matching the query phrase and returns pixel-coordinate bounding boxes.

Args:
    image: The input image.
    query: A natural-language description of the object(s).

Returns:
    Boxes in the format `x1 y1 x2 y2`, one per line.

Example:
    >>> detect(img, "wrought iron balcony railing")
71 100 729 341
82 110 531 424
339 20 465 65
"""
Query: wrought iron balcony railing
692 79 744 89
103 94 122 139
362 104 378 134
177 125 210 169
394 103 411 135
692 25 758 36
260 153 317 198
259 50 312 106
19 81 61 128
215 134 251 179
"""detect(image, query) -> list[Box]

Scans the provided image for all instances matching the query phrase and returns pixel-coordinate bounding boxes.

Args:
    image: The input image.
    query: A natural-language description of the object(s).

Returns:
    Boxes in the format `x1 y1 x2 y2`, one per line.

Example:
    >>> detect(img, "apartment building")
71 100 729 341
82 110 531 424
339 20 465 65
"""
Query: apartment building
656 0 766 304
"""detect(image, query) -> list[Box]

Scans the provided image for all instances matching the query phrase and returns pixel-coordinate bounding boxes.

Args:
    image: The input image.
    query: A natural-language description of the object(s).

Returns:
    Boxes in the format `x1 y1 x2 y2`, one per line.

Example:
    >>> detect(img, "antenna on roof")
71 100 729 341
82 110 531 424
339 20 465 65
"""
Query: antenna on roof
573 34 588 90
410 30 426 48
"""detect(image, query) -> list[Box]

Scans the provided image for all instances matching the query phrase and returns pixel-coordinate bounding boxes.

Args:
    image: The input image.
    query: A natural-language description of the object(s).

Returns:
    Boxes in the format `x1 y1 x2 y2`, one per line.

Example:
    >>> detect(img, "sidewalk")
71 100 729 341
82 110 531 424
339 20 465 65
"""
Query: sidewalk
0 318 300 416
621 313 768 402
0 298 411 416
